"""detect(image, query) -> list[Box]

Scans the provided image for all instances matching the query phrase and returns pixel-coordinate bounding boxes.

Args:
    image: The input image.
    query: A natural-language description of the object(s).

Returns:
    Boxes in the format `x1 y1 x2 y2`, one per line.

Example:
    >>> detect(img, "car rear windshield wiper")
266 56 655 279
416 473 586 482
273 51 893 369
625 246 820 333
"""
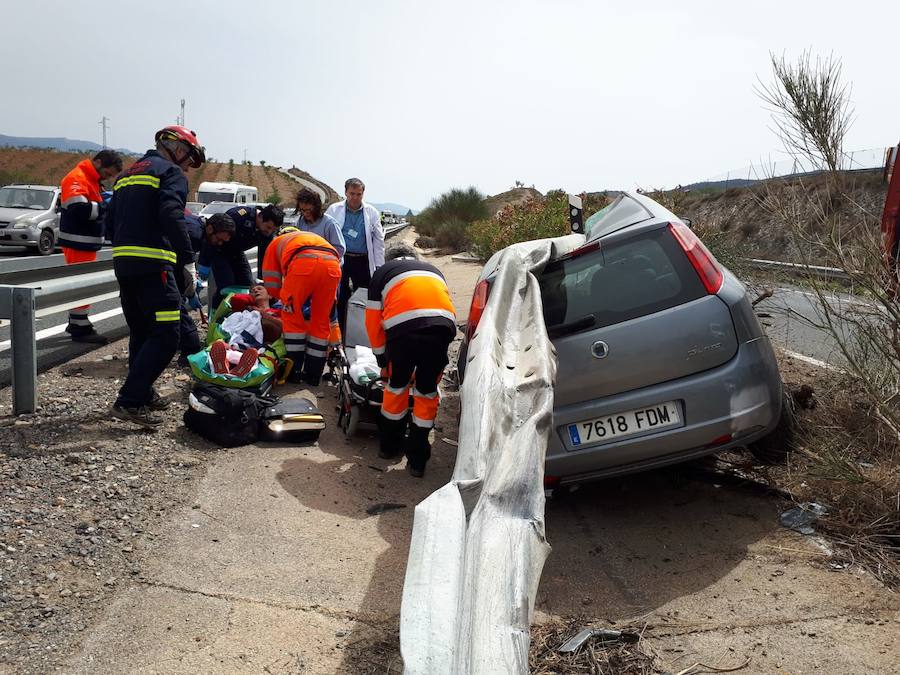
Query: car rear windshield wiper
547 314 596 338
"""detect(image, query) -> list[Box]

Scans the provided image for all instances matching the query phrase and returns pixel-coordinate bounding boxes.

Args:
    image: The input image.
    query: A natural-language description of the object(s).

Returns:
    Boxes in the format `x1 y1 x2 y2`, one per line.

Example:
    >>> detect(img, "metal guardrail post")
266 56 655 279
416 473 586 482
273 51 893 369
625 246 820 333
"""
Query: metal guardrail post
9 287 38 414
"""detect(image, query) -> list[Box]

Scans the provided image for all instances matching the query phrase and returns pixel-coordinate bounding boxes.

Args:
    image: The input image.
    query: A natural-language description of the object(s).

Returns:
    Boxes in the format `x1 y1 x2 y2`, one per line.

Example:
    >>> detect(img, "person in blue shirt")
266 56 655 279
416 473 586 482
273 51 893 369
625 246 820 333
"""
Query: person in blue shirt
294 188 345 259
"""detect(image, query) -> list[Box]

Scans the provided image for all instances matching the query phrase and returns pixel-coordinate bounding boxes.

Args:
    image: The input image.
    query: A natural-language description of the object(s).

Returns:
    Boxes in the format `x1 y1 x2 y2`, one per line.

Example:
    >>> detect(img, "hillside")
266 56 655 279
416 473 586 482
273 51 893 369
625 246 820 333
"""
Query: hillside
483 187 544 217
674 169 888 262
0 147 337 208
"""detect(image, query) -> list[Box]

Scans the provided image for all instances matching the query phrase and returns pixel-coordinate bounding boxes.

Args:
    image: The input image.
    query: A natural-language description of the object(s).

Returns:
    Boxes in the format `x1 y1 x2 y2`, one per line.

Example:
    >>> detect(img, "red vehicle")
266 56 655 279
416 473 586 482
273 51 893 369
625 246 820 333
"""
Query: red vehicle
881 143 900 270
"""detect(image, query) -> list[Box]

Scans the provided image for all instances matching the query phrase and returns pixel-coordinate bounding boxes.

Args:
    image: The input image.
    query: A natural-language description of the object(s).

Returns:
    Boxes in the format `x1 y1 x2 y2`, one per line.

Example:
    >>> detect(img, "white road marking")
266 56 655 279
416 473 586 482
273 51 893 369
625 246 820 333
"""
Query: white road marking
779 348 844 372
0 306 124 353
0 290 123 329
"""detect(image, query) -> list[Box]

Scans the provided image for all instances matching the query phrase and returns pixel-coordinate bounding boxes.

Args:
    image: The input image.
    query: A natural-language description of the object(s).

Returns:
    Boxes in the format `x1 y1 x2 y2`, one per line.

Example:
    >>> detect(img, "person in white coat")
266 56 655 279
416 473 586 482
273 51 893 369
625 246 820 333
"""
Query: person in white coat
325 177 385 335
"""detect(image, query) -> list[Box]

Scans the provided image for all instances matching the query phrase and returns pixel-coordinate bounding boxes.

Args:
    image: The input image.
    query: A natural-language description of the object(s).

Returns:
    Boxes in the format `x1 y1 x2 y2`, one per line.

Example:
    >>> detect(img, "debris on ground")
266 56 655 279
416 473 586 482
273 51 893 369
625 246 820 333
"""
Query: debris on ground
780 502 829 535
365 502 406 516
530 619 660 674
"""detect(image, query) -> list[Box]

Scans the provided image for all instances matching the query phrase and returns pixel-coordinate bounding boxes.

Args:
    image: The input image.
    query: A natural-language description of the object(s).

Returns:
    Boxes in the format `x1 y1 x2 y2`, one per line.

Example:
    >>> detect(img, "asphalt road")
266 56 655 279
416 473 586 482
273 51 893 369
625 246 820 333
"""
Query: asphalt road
755 282 868 368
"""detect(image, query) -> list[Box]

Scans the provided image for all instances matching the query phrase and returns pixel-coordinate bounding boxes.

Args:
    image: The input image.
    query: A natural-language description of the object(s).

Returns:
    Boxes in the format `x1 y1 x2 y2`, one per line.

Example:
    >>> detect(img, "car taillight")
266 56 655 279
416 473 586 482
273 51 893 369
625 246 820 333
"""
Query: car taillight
668 221 724 294
465 279 490 340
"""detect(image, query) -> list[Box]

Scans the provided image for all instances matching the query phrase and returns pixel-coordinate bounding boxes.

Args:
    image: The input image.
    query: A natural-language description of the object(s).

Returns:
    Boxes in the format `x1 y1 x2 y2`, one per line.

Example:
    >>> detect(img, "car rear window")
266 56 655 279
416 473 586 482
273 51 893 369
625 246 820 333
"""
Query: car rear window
539 227 707 336
584 193 653 238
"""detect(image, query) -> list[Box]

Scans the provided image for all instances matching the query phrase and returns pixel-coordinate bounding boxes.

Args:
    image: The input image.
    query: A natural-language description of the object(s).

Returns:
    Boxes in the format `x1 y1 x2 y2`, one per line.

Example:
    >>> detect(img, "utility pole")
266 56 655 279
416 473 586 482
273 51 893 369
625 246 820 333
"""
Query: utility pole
178 99 186 126
99 116 109 148
243 148 247 164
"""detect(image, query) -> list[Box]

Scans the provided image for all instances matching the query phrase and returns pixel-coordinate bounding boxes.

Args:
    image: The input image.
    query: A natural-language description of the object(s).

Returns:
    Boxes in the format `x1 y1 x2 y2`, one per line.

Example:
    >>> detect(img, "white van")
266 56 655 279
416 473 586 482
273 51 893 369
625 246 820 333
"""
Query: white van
196 181 258 205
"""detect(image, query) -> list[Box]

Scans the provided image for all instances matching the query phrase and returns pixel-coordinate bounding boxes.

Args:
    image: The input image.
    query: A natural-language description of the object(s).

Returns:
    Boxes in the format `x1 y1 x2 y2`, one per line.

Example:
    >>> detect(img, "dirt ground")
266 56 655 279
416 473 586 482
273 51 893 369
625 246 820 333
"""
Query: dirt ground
1 234 899 674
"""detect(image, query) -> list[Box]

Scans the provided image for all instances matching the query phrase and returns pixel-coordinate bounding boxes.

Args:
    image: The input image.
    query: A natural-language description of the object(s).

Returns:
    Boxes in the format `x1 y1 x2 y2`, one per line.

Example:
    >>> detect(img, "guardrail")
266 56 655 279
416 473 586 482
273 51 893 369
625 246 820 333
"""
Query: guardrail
745 258 853 284
400 234 583 674
0 285 36 414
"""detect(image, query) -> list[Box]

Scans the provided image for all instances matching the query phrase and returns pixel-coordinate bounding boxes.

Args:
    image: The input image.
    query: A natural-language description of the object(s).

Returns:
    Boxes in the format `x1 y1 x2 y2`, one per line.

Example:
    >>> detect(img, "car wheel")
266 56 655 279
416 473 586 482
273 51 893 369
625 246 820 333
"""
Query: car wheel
748 389 796 464
37 229 56 256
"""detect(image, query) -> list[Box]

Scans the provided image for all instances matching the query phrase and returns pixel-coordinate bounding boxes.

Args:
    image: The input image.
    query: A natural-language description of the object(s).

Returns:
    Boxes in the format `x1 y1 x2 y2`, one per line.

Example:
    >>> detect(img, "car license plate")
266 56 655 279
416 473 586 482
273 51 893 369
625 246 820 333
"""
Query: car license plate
567 401 681 448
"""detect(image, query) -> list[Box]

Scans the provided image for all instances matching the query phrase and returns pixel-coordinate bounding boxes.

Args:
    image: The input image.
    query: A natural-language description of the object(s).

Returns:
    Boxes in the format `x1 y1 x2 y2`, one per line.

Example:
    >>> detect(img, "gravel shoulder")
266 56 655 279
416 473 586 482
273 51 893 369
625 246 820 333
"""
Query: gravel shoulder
1 235 898 674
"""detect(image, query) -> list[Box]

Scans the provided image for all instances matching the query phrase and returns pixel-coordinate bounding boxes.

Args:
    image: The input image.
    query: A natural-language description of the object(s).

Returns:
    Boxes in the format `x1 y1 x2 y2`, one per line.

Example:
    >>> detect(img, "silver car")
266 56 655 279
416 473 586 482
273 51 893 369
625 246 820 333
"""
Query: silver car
458 191 783 485
0 184 61 255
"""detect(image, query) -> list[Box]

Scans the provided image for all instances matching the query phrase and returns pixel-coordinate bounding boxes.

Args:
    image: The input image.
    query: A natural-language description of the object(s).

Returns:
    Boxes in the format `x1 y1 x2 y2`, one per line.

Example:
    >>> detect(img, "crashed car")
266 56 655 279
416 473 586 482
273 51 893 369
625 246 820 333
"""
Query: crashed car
458 191 785 485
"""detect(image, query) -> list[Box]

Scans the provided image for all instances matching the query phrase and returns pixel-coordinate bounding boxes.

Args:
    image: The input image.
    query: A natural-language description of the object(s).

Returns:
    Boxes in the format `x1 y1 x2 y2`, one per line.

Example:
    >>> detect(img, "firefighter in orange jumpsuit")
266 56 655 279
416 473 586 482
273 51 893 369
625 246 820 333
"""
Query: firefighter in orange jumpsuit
365 244 457 477
59 150 123 342
262 230 341 385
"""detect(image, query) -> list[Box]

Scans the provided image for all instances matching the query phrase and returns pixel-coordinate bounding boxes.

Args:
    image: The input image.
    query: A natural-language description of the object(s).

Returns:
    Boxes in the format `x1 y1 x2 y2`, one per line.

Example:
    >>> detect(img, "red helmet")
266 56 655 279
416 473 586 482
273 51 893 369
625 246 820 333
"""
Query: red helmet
155 125 206 168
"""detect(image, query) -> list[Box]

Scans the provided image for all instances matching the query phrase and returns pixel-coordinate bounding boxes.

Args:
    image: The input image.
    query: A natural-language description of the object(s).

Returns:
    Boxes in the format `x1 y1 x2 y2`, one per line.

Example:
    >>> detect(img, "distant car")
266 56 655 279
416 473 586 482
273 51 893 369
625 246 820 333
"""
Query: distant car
0 184 61 255
197 201 272 221
197 201 236 220
186 201 206 215
458 191 784 485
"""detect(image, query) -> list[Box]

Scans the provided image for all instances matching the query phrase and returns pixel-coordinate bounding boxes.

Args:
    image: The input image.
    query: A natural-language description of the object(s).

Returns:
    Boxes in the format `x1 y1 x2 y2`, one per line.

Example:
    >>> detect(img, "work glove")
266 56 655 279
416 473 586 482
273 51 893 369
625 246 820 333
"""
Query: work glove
187 295 202 311
197 264 211 282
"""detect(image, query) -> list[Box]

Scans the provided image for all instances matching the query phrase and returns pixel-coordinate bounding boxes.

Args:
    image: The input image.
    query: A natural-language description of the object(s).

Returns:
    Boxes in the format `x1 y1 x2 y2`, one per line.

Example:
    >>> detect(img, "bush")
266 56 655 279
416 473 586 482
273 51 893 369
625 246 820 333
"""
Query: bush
468 190 611 260
413 187 487 250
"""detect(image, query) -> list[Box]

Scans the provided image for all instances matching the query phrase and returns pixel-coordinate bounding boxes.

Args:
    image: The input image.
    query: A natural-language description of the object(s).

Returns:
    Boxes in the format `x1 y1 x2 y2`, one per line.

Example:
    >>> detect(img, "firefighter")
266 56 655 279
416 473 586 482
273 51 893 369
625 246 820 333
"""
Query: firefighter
197 203 284 310
261 230 341 386
365 243 457 477
106 125 205 428
59 149 123 343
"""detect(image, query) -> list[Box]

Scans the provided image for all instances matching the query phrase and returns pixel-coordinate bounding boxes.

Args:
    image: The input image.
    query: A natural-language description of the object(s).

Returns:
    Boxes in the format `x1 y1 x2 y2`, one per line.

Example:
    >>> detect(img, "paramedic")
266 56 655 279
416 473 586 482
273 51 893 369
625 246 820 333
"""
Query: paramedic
261 230 341 385
365 243 456 477
59 149 123 343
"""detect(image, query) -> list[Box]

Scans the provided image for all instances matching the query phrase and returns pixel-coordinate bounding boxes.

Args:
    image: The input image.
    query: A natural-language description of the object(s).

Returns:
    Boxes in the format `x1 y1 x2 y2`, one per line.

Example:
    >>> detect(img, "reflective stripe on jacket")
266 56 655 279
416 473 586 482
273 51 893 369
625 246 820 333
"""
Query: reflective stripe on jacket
365 259 456 362
59 159 105 251
107 150 194 277
261 231 339 302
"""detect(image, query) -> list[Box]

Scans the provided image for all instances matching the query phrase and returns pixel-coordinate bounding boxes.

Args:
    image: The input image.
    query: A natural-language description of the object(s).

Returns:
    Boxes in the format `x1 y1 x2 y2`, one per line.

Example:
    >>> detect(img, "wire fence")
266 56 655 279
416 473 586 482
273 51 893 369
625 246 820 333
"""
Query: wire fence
685 146 891 191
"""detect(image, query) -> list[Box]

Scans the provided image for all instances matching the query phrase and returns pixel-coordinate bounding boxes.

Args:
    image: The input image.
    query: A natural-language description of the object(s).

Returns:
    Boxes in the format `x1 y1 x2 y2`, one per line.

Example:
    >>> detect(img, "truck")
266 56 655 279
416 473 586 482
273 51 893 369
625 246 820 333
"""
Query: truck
195 181 258 205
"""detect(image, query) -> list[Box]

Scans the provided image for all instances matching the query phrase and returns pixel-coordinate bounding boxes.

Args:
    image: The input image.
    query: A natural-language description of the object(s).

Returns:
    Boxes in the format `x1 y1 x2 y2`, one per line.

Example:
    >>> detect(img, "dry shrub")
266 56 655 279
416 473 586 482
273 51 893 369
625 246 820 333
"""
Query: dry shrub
755 359 900 586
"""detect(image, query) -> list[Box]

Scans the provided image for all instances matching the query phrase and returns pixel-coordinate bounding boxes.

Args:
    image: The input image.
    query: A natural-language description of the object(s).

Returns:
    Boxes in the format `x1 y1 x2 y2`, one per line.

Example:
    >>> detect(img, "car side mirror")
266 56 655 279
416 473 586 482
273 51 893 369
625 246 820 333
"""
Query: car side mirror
682 218 693 229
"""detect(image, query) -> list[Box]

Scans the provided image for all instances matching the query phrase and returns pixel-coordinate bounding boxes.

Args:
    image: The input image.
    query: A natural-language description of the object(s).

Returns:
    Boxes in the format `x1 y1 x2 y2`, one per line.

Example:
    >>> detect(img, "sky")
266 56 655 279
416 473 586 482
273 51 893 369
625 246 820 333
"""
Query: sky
2 0 897 210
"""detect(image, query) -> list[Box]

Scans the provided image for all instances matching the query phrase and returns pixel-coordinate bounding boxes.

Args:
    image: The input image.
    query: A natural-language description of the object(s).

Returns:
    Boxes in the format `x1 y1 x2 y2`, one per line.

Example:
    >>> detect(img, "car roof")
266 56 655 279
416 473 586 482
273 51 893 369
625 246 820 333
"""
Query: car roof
3 184 58 191
586 191 681 242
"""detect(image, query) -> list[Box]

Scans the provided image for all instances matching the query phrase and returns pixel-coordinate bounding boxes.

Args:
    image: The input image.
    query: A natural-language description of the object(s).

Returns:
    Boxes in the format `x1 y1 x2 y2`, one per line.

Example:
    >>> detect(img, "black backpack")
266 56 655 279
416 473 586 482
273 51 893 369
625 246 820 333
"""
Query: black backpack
183 383 277 447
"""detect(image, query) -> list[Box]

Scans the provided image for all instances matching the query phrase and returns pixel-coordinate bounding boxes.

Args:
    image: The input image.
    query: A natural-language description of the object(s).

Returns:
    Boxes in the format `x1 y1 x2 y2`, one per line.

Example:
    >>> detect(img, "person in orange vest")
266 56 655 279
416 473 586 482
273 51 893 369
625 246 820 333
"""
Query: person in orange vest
262 230 342 385
59 150 123 343
365 243 457 477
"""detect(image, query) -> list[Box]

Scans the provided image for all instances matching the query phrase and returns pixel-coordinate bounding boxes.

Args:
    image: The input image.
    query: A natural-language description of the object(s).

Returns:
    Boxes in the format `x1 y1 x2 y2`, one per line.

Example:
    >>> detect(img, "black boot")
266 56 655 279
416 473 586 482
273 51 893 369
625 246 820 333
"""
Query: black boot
404 425 431 477
378 417 407 459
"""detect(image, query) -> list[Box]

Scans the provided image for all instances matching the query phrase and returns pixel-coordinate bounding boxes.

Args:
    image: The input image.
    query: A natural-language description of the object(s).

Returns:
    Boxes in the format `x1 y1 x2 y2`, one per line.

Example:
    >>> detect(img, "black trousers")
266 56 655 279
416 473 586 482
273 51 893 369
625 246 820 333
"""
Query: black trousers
337 254 371 337
179 306 202 358
381 328 453 470
115 270 181 408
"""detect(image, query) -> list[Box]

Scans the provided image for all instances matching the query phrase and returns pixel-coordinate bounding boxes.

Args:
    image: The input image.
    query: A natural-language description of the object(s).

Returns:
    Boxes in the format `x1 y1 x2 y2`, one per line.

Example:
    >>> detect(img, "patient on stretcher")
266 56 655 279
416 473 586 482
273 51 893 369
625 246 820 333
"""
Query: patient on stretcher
229 285 283 343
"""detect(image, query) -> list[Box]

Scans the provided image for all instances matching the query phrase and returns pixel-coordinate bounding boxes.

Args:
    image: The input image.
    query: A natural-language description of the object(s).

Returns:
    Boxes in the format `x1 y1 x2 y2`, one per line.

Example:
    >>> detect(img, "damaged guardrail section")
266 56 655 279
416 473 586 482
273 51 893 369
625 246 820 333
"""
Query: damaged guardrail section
400 235 583 674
